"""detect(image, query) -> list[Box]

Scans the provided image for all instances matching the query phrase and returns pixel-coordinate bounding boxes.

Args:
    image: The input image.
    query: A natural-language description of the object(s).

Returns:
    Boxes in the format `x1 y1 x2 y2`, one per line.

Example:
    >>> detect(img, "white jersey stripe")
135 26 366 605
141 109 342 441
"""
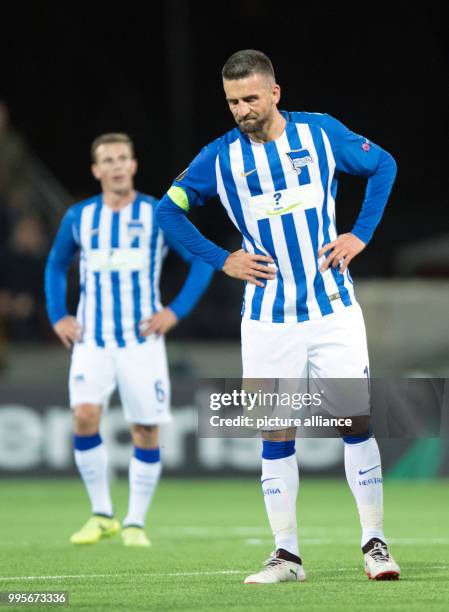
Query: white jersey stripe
296 124 342 311
230 139 277 322
216 152 257 317
97 206 114 345
139 203 152 323
152 231 165 311
215 157 239 229
117 205 135 345
77 202 96 342
321 129 355 305
272 137 321 317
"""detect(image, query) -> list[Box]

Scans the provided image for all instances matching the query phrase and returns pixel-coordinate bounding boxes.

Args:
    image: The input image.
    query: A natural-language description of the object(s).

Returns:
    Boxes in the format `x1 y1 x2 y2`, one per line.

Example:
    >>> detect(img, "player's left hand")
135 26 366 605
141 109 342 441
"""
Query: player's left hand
318 233 366 274
139 308 178 337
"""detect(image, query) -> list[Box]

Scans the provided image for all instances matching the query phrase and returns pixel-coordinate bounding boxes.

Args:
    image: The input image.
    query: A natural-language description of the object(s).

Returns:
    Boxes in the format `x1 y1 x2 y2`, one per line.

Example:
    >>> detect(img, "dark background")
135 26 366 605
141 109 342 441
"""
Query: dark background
1 1 447 338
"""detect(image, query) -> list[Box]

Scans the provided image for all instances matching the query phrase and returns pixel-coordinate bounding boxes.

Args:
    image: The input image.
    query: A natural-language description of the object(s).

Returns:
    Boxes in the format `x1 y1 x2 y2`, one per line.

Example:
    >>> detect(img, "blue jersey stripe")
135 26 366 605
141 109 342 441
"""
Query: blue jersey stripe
131 198 145 343
91 199 104 347
310 127 352 307
241 138 285 321
258 218 285 322
111 211 125 347
78 204 88 343
286 121 333 314
219 144 265 320
149 203 159 313
264 141 287 190
265 140 307 321
240 138 263 196
331 176 338 202
281 214 309 321
79 260 87 343
130 197 141 248
305 208 333 316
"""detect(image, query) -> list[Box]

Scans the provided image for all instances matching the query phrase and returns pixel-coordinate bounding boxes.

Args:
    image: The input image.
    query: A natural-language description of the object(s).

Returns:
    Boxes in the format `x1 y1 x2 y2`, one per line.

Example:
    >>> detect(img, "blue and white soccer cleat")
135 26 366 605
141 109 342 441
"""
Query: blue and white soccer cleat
363 538 400 580
244 549 306 584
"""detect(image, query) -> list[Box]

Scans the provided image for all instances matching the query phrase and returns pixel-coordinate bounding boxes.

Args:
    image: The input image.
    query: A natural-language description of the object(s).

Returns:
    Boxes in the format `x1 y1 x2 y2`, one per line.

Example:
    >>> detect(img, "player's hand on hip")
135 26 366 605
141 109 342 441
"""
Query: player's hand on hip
139 307 178 338
53 316 82 348
222 249 277 287
318 233 366 274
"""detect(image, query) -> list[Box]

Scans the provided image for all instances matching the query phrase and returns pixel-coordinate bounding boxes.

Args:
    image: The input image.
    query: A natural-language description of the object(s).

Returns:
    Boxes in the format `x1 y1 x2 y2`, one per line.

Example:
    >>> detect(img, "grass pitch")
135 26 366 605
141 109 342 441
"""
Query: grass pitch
0 478 448 611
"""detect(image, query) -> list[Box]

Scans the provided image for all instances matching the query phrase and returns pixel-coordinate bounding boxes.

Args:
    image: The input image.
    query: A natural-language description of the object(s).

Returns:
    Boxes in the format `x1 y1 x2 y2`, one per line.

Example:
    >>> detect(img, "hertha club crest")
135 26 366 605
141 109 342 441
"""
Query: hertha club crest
286 149 313 175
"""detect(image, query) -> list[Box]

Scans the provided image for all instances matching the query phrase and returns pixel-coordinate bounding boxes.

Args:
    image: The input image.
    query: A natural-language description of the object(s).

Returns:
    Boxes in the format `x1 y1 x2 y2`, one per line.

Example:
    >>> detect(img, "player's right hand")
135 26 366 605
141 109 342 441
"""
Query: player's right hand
222 249 277 287
53 316 82 348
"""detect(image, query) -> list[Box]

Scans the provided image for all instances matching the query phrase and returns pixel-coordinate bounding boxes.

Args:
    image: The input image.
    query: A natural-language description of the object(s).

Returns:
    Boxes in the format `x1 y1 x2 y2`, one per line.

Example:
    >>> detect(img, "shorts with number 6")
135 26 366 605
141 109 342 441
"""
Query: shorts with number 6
69 337 171 424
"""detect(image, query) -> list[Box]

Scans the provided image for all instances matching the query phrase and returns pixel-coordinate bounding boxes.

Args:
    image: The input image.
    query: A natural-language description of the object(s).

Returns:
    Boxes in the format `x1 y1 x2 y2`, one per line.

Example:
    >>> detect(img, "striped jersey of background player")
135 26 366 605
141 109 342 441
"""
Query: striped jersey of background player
45 133 213 548
157 49 400 583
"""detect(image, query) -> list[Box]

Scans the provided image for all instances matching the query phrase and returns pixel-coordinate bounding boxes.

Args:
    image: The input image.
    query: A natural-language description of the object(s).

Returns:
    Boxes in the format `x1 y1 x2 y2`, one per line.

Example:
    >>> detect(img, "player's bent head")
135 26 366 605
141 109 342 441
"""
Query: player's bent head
222 49 275 83
91 132 135 164
222 51 280 135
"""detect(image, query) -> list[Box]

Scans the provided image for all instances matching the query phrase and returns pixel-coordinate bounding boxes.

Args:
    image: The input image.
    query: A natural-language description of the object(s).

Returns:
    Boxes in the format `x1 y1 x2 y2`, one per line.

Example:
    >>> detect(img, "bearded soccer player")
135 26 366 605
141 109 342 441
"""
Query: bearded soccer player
45 133 213 547
157 50 400 582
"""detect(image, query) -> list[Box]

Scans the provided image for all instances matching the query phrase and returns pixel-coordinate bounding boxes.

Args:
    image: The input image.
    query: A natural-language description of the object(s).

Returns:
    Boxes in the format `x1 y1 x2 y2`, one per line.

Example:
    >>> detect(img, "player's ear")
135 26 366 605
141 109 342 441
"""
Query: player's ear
91 163 100 180
131 158 138 176
273 83 281 105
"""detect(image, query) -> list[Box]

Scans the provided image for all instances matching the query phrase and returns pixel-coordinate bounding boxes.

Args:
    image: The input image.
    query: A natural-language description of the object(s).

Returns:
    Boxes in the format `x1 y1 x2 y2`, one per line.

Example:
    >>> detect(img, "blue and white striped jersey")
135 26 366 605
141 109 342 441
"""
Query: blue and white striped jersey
164 111 396 323
45 192 213 348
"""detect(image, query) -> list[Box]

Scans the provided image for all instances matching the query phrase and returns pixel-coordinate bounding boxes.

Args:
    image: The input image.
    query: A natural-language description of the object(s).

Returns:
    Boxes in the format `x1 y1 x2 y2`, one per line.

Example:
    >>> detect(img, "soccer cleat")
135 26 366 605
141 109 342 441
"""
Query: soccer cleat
121 526 151 547
363 538 400 580
70 515 120 545
244 548 306 584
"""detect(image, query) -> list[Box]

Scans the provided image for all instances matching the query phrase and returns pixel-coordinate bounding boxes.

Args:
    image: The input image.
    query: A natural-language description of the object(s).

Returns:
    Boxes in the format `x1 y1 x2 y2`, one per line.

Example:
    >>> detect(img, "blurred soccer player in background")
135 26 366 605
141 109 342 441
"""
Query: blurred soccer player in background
45 133 213 547
157 50 400 582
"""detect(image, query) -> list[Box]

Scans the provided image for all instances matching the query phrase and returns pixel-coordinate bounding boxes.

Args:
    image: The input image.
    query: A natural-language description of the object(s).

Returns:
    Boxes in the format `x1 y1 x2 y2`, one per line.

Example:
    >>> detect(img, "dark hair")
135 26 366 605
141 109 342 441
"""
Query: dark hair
91 132 134 163
222 49 275 81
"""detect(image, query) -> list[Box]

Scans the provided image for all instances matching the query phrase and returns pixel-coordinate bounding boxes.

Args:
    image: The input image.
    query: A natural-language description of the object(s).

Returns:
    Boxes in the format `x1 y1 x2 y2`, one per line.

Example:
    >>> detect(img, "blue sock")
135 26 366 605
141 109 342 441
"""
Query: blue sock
262 439 296 460
73 432 102 451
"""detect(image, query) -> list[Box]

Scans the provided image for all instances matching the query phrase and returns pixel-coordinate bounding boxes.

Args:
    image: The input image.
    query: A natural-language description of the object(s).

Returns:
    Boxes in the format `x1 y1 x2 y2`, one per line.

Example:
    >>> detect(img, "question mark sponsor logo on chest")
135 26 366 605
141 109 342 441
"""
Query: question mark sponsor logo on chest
250 185 314 220
264 191 301 216
273 192 283 209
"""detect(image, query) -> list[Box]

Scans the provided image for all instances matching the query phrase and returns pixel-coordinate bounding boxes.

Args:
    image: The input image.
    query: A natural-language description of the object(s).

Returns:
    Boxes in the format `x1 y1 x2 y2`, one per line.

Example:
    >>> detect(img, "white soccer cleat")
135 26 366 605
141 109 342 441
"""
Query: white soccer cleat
244 549 306 584
363 539 400 580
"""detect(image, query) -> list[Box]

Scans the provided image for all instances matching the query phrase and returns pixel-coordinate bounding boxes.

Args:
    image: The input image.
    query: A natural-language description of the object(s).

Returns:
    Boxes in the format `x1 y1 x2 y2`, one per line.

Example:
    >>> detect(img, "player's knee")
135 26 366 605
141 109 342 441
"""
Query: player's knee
73 403 101 435
339 416 372 442
262 427 296 442
131 424 158 448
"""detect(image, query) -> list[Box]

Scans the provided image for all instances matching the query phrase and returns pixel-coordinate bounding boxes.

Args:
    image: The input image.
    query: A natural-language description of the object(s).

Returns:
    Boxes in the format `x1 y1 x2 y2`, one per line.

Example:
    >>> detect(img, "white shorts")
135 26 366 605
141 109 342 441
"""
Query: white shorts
241 304 371 427
241 303 370 379
69 337 171 425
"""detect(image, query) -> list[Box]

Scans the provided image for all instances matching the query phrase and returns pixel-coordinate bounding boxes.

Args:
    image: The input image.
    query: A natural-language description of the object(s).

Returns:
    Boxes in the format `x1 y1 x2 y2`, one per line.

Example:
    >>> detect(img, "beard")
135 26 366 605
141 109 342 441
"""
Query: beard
237 115 266 134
